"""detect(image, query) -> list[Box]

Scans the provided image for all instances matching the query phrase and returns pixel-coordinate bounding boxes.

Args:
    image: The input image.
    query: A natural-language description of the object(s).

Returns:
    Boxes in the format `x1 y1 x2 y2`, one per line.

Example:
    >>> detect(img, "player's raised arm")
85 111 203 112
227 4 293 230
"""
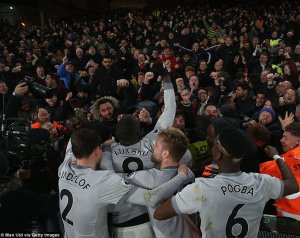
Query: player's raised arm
151 62 176 130
264 145 298 197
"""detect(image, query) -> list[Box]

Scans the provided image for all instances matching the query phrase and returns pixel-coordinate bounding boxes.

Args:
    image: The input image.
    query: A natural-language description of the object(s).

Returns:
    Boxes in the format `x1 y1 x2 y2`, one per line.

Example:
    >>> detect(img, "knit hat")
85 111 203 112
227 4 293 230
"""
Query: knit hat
259 106 275 121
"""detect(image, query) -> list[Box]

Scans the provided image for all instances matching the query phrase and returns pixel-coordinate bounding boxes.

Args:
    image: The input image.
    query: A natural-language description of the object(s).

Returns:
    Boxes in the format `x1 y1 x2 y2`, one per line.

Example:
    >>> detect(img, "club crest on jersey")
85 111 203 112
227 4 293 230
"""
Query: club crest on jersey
121 178 133 188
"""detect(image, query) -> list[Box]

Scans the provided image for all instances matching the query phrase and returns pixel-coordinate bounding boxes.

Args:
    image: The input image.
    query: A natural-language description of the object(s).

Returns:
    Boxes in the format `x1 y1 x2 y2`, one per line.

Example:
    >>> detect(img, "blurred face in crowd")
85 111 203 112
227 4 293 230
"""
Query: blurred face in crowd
225 37 232 47
0 82 8 94
88 66 96 77
182 54 190 62
283 64 291 76
120 39 127 48
45 95 58 106
151 50 159 59
259 111 273 125
102 57 112 70
281 81 293 93
260 70 269 83
210 38 217 46
38 108 50 123
199 61 207 72
204 105 218 119
189 75 199 89
256 93 267 107
295 45 300 55
45 74 56 87
235 86 247 99
162 48 171 58
252 37 259 46
173 114 185 131
214 61 223 72
280 131 300 152
259 54 268 64
76 48 83 58
185 69 195 79
25 52 32 61
283 89 296 104
99 102 114 120
0 62 6 72
65 64 74 73
137 54 145 63
36 66 45 78
198 89 208 102
137 73 144 86
89 47 96 55
168 32 174 40
145 39 151 46
193 43 200 51
160 40 167 48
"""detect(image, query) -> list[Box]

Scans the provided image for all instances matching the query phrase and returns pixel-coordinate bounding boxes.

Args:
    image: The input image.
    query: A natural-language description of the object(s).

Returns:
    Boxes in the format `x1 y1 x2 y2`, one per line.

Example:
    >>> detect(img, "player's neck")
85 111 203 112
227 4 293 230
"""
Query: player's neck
160 159 178 169
76 157 97 170
218 162 241 173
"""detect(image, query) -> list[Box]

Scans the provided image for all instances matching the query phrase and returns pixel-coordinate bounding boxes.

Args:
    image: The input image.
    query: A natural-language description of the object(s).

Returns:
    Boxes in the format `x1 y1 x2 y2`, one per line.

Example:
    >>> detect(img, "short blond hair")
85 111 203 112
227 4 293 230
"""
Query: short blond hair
158 127 189 162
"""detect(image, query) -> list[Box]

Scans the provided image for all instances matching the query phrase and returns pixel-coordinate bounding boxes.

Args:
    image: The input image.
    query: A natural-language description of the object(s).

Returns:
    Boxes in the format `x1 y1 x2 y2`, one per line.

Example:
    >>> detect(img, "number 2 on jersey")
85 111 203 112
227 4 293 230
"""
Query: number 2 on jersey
226 204 248 238
60 189 74 226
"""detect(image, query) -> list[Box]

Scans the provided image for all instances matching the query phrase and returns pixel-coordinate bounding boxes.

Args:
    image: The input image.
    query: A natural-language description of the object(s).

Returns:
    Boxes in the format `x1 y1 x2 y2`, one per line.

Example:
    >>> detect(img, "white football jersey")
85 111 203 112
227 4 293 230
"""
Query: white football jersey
111 82 176 173
124 168 195 238
172 172 283 238
58 143 132 238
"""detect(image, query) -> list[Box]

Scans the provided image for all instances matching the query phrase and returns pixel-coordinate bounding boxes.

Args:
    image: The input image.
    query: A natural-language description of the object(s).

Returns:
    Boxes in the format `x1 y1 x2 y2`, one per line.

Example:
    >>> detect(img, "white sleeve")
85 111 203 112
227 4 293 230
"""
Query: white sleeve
172 182 203 215
96 173 133 204
100 145 114 170
124 170 157 189
127 172 187 207
261 174 284 200
63 139 74 162
155 82 176 129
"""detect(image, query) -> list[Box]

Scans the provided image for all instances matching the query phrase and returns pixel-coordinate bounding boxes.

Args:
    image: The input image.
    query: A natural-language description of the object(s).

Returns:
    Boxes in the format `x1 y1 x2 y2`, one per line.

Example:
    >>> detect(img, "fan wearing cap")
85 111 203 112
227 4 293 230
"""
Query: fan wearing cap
154 127 298 237
258 106 275 125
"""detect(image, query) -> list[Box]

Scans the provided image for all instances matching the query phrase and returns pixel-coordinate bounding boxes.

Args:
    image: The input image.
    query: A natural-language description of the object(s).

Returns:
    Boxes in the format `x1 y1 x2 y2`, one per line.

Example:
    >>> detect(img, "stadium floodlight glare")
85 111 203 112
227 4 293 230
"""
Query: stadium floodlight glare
9 6 13 10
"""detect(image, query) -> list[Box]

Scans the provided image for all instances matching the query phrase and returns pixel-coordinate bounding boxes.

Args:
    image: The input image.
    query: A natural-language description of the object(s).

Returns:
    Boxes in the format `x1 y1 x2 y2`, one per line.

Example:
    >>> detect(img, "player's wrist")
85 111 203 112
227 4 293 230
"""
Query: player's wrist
273 155 284 161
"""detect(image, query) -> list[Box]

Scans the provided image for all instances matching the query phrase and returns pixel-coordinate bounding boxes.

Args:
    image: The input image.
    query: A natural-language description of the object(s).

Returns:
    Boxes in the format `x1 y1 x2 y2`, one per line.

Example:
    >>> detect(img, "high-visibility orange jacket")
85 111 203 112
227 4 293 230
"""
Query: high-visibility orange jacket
260 147 300 220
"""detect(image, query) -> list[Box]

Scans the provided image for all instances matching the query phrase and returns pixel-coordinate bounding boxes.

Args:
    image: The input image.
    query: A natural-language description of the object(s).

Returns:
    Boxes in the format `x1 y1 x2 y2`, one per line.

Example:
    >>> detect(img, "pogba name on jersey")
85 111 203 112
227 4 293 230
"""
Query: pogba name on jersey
59 171 91 189
221 184 254 196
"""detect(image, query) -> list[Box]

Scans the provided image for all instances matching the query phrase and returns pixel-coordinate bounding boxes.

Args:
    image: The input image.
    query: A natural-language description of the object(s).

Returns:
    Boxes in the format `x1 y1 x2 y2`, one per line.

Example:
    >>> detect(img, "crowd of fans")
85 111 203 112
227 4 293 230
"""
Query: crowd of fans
0 0 299 232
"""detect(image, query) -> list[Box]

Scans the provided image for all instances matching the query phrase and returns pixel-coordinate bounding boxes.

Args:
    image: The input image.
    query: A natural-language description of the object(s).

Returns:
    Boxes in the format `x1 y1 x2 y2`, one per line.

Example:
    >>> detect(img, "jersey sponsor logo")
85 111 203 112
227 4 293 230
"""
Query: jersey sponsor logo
221 184 254 196
113 147 149 156
59 171 91 189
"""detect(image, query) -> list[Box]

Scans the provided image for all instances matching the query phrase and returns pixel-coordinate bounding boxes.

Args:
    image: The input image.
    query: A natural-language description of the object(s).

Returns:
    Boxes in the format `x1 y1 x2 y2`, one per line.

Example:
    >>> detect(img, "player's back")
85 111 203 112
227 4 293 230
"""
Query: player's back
124 167 195 238
194 172 282 238
148 168 194 238
59 159 130 238
111 137 156 173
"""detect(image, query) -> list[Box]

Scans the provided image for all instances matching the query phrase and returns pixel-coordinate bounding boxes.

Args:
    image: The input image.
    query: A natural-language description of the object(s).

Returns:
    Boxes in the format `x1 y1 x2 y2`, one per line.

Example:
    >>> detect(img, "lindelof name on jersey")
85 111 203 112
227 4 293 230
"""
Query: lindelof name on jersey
113 148 149 156
59 171 91 189
221 184 254 196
